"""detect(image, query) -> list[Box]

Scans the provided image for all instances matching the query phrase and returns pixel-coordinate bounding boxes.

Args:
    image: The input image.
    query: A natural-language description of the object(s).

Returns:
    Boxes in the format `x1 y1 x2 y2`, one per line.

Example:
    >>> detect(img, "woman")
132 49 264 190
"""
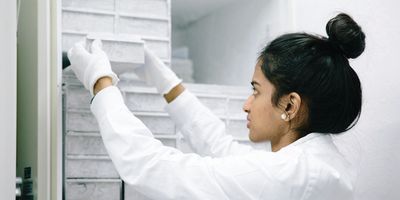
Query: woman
68 13 365 200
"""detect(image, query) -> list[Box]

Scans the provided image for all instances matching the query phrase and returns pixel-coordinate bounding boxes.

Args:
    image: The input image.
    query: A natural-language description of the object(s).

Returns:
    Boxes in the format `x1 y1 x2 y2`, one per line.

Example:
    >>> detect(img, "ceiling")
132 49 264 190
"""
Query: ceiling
171 0 240 28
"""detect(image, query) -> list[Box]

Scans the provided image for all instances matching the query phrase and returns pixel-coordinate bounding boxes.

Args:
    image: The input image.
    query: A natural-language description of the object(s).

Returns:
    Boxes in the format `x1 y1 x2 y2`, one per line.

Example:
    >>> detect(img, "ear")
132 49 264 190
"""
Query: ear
282 92 301 121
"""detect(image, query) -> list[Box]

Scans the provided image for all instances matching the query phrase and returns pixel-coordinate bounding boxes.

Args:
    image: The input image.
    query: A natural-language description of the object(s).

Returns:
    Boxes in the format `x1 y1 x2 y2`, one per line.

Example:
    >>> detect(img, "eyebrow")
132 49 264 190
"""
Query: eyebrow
251 81 261 87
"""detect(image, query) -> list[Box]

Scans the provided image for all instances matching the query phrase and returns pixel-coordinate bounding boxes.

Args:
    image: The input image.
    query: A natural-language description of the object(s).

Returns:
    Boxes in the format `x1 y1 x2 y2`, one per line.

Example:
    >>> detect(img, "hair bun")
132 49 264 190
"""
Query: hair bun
326 13 366 59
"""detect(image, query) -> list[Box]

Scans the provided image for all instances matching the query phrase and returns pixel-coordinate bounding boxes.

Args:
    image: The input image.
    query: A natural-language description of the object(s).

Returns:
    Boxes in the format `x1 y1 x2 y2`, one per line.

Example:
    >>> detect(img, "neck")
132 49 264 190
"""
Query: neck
270 131 300 152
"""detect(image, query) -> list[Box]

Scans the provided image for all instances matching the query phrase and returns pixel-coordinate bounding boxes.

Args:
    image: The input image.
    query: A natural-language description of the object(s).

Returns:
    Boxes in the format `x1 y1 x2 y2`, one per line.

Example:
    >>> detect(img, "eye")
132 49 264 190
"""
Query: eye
251 86 258 95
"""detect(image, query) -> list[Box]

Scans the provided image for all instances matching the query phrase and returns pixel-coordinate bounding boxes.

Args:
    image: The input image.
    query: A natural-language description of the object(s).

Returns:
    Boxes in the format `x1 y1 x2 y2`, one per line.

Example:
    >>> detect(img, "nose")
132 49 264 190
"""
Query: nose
243 95 253 113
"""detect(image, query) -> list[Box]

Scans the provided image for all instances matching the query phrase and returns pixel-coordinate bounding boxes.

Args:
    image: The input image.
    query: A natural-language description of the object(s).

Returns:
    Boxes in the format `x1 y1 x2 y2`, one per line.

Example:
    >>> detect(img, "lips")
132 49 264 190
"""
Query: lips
247 116 250 128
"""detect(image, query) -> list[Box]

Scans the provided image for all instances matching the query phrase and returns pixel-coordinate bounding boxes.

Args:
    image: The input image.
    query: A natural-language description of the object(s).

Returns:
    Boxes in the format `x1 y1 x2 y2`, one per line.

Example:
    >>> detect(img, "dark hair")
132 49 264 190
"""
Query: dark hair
258 13 365 135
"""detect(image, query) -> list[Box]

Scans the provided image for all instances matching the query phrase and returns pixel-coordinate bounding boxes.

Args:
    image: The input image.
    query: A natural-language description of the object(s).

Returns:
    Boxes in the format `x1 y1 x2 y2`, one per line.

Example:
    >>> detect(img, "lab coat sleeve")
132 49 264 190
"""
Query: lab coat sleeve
90 86 269 199
164 89 255 157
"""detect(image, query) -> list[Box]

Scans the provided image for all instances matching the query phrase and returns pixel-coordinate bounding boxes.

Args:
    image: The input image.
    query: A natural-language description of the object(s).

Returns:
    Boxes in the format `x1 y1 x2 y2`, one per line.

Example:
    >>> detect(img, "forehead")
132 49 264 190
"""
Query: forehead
252 60 269 87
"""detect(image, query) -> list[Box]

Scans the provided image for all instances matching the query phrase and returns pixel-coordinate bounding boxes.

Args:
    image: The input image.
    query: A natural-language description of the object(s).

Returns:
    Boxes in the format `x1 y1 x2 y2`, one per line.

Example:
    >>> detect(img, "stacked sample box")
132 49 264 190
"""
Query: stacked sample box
62 0 171 67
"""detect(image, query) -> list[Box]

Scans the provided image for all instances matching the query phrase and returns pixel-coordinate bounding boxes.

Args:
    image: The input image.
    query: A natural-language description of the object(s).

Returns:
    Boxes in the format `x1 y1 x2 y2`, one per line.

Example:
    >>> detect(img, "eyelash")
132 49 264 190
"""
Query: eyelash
251 86 258 95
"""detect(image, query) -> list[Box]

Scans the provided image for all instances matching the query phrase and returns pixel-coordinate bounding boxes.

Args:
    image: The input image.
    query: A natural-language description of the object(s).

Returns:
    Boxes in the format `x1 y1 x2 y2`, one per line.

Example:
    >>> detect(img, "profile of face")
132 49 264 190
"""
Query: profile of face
243 13 364 148
243 61 288 143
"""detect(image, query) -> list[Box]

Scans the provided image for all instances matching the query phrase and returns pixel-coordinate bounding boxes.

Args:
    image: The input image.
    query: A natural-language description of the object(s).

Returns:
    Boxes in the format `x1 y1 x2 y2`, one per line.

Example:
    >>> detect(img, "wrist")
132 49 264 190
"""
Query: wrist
94 76 113 96
164 84 185 103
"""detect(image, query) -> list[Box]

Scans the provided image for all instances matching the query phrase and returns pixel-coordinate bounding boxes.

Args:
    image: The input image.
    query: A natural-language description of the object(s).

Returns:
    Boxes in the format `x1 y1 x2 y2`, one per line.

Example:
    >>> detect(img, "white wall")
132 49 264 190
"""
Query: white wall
291 0 400 199
175 0 292 85
172 28 187 49
0 0 17 199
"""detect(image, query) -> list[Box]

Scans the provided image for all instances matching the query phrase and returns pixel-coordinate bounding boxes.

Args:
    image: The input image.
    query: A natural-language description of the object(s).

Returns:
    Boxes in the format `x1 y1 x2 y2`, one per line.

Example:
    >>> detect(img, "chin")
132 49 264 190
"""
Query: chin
249 131 269 143
248 133 263 143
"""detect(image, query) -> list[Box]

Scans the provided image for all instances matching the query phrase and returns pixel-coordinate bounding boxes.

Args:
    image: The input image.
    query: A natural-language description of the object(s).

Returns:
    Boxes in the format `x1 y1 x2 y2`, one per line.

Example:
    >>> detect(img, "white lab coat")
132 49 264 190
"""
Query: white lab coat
91 86 355 200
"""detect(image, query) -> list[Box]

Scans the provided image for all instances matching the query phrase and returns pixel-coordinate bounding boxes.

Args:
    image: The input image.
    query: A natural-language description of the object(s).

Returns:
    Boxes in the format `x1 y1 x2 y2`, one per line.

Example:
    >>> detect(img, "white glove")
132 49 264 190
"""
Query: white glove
134 45 182 95
68 39 119 96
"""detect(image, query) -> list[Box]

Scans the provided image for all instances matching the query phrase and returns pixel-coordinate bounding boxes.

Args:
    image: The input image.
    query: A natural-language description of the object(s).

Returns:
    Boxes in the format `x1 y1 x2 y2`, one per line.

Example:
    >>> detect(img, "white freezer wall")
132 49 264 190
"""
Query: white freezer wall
290 0 400 199
61 1 267 200
174 0 293 86
61 0 173 199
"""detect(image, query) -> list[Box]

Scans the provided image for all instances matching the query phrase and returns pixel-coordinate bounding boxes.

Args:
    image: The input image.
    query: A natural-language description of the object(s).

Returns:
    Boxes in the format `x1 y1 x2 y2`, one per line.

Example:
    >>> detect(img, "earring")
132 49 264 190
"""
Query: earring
281 113 287 120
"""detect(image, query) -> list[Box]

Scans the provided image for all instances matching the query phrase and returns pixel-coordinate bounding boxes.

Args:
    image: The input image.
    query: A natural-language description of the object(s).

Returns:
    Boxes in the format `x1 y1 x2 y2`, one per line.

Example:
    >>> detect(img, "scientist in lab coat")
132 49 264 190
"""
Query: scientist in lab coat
67 13 365 200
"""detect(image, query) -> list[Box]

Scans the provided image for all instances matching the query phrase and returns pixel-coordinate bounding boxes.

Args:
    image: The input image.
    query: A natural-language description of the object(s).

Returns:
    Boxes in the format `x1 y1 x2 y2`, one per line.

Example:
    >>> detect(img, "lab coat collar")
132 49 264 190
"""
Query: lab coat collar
280 132 326 150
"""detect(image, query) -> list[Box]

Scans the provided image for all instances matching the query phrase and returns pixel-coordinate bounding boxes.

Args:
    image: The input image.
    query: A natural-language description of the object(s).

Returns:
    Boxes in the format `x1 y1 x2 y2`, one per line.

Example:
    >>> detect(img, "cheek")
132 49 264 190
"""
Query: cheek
267 101 280 119
262 101 279 128
252 98 276 130
256 95 275 118
250 96 282 140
